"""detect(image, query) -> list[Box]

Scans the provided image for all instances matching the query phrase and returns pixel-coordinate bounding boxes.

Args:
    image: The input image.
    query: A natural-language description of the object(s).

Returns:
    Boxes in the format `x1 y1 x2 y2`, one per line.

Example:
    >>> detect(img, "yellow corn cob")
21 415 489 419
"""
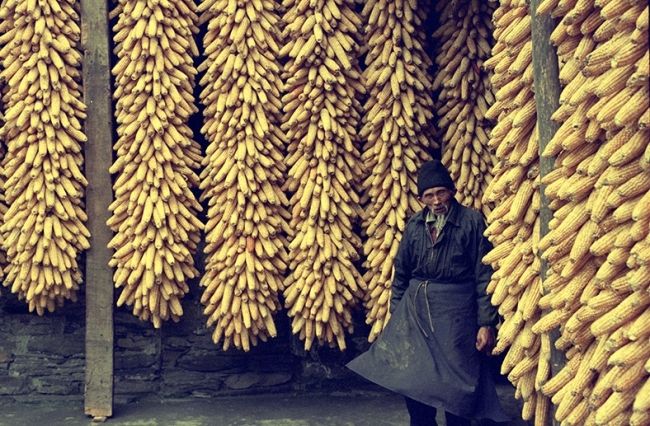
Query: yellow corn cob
611 36 648 68
541 353 581 396
593 64 635 98
629 215 650 243
555 378 585 422
595 387 637 425
600 160 643 187
537 0 561 16
534 307 572 336
614 87 650 128
593 15 617 42
588 127 635 177
633 376 650 411
589 288 626 312
587 365 616 407
631 187 650 221
591 291 650 336
590 222 628 256
595 258 626 282
502 334 526 375
564 397 589 426
594 86 634 128
608 338 650 367
630 409 650 426
535 333 552 389
509 353 538 382
588 337 610 374
612 171 650 200
627 264 650 291
628 50 649 87
600 0 636 21
605 322 633 352
518 369 536 400
612 360 646 392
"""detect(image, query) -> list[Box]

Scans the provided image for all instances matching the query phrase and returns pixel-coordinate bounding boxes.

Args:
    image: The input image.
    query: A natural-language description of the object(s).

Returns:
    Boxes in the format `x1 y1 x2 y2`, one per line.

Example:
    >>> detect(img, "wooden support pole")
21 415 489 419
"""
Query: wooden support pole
81 0 114 419
529 1 564 425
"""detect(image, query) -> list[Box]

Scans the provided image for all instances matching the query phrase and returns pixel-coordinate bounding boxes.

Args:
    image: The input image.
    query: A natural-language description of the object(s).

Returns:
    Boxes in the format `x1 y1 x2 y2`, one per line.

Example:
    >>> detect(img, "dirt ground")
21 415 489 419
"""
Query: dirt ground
0 387 529 426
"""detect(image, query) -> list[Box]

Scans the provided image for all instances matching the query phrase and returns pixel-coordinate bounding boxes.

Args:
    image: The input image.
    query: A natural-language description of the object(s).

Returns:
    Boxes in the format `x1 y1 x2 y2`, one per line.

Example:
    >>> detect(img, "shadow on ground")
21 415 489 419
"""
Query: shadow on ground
0 386 529 426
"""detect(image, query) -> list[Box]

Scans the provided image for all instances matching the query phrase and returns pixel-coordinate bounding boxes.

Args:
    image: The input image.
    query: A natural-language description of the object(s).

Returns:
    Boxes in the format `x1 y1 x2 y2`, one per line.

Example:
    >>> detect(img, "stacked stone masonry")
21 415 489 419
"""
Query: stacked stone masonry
0 289 376 402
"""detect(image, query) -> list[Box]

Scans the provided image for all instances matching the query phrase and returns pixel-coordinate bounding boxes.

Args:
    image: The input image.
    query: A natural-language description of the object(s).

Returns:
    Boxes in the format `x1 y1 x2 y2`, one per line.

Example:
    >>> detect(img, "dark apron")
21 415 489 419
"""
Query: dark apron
348 280 509 421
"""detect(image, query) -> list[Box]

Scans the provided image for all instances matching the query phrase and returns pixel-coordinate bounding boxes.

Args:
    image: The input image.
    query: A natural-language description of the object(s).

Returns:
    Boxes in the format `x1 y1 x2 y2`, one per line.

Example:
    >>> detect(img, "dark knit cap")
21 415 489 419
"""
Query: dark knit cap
417 160 455 195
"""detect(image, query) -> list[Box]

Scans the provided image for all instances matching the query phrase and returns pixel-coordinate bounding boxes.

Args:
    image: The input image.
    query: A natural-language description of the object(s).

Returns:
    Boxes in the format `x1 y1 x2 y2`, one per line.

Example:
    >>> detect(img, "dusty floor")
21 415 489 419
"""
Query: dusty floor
0 388 529 426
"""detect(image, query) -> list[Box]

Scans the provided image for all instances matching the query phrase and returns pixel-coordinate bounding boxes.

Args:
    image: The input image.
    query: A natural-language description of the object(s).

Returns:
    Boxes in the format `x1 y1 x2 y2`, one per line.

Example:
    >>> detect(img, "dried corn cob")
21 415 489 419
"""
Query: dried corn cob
359 0 437 343
0 0 89 313
281 0 366 351
108 0 202 328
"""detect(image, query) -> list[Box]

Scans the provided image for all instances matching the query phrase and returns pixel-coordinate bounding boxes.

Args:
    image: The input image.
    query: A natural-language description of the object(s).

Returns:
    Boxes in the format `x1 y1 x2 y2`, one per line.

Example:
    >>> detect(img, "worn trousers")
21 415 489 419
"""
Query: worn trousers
405 397 471 426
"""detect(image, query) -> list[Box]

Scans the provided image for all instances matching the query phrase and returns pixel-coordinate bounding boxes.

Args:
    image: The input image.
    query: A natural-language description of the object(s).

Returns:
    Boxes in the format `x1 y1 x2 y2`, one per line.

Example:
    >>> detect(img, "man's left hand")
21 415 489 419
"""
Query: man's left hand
475 326 495 354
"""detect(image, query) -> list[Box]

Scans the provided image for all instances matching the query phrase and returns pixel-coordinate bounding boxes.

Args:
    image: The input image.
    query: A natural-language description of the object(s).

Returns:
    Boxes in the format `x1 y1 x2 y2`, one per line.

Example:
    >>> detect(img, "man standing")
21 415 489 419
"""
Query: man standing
348 160 508 426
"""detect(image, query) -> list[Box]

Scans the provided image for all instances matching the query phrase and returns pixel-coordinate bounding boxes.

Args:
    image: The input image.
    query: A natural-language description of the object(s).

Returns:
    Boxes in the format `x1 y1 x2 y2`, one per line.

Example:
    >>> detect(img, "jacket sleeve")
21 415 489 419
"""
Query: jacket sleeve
474 218 498 327
390 222 413 314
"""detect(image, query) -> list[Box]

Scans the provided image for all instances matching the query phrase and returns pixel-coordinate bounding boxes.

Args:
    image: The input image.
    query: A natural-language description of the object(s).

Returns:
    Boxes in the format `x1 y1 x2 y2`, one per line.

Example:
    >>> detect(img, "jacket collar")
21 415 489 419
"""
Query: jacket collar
413 198 461 227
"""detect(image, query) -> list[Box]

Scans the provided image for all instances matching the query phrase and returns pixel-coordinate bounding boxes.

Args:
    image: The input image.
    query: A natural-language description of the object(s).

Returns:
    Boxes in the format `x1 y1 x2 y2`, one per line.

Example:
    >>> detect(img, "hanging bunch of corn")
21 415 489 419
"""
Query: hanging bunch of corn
281 0 366 351
481 1 549 423
360 0 436 342
108 0 203 328
197 0 289 351
0 79 6 285
0 0 89 313
532 0 649 424
629 236 650 426
432 0 497 217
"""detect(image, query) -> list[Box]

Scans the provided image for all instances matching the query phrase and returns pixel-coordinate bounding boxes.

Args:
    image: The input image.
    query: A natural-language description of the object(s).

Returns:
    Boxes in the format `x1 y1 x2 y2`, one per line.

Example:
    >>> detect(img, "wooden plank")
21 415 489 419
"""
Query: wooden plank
529 1 564 425
80 0 114 419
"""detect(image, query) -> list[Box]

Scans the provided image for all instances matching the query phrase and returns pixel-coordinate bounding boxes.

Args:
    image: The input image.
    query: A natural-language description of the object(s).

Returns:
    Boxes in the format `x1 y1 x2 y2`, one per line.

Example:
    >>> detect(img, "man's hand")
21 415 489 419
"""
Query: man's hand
475 326 495 354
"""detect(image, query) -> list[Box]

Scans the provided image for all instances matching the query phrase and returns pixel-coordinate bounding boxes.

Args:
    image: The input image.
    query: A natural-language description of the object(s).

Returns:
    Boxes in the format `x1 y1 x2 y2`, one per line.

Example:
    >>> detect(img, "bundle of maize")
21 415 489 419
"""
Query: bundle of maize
0 81 6 285
108 0 203 328
197 0 289 351
432 0 497 217
481 1 549 423
629 233 650 425
360 0 436 342
533 0 650 424
0 0 89 313
281 0 366 351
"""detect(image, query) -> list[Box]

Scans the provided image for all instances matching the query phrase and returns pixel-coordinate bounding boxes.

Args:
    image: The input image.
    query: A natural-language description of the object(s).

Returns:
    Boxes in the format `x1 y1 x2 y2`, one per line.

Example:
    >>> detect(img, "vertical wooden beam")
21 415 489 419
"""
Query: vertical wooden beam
529 1 564 425
81 0 114 419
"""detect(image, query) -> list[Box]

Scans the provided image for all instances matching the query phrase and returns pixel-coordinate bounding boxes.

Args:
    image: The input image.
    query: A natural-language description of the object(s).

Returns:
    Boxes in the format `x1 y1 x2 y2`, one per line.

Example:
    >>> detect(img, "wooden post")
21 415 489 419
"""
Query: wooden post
529 1 564 425
81 0 114 420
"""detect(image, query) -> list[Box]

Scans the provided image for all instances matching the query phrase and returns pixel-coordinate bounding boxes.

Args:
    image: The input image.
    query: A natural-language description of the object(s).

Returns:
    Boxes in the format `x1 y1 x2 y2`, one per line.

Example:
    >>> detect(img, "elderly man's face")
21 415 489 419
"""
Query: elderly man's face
420 186 453 215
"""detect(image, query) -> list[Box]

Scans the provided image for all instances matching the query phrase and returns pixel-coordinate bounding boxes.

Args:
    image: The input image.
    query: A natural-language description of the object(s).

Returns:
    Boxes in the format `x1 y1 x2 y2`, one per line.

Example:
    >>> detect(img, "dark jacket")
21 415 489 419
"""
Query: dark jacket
348 200 506 421
391 199 498 326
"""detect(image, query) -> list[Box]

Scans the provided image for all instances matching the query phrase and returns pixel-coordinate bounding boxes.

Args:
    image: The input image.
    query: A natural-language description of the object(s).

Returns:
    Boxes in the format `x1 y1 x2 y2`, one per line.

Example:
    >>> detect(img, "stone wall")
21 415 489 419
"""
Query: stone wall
0 284 376 402
0 297 85 399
